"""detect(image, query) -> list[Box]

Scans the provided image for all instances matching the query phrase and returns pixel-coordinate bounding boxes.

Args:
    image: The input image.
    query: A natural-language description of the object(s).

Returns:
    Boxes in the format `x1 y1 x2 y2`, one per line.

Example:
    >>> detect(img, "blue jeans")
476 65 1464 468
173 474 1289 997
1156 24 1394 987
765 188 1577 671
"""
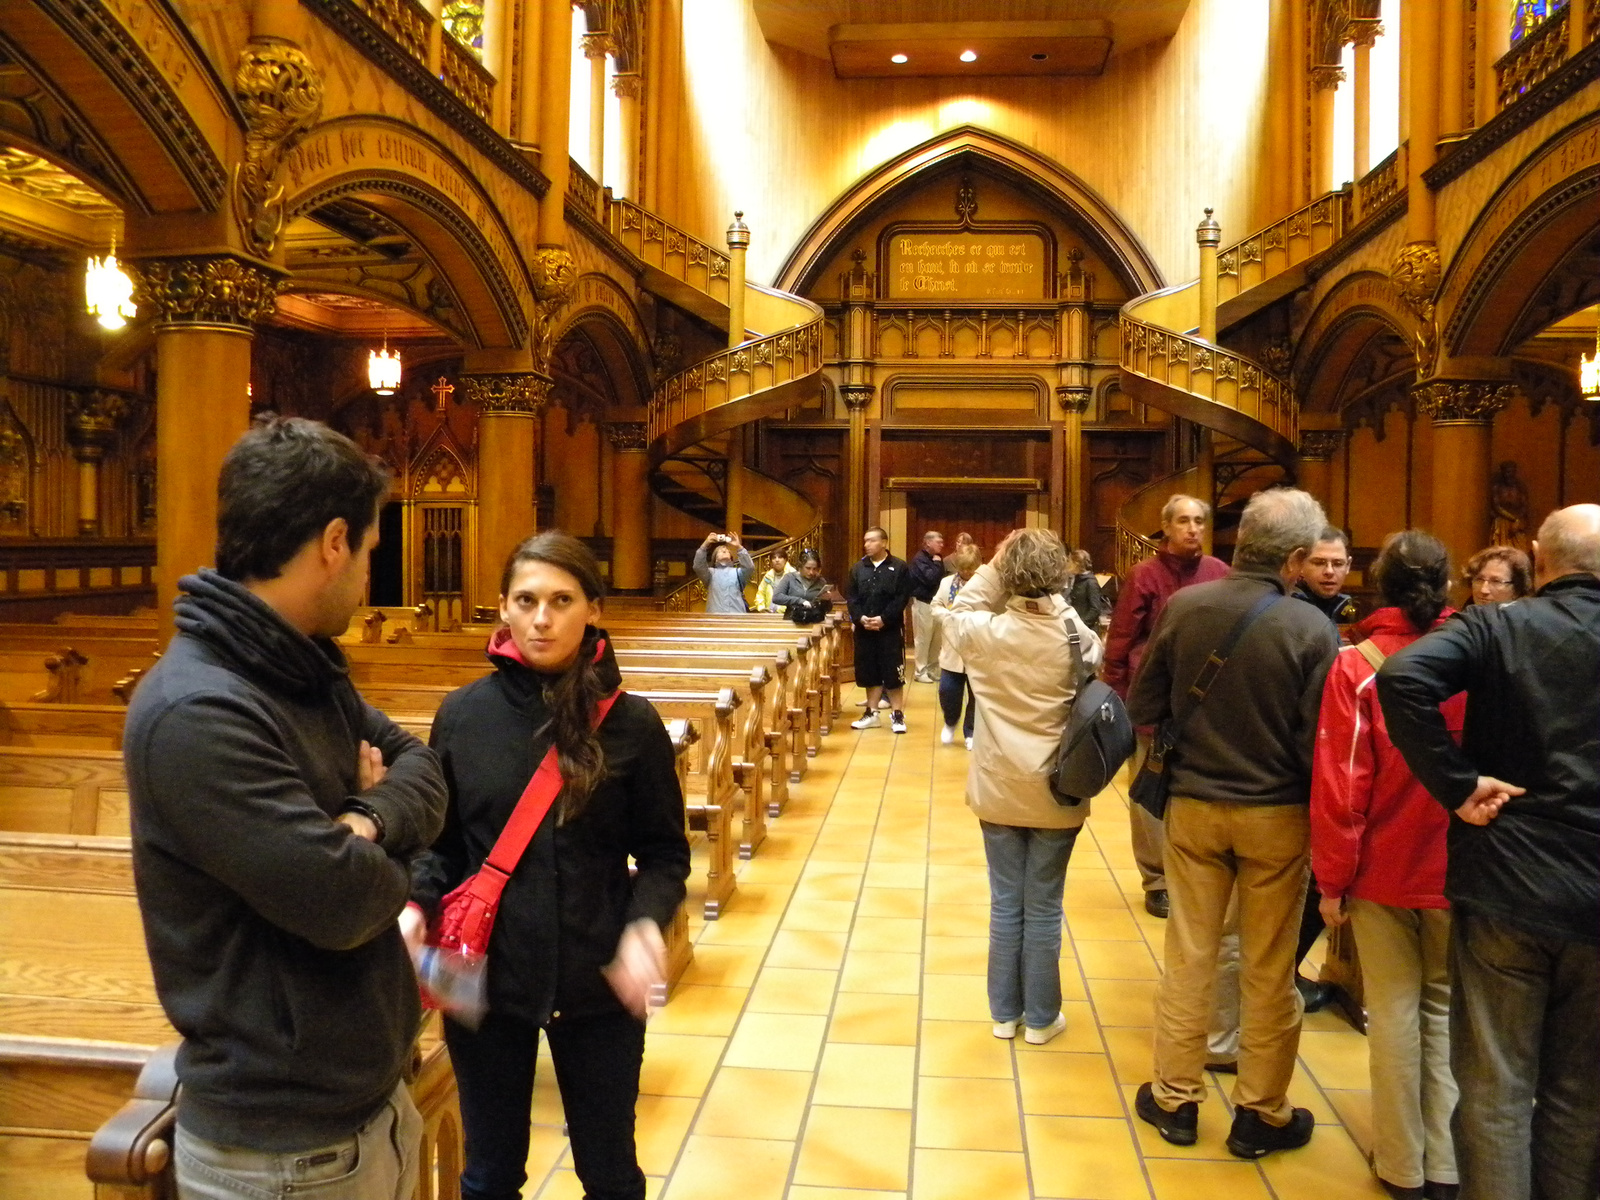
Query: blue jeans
980 821 1081 1028
938 670 976 737
1449 909 1600 1200
444 1010 647 1200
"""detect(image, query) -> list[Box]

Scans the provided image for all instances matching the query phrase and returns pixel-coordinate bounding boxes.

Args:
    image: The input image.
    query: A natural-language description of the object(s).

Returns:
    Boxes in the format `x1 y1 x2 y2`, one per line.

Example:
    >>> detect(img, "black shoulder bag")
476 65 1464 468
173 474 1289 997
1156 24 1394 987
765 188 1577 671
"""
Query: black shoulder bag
1129 589 1283 820
1050 625 1136 806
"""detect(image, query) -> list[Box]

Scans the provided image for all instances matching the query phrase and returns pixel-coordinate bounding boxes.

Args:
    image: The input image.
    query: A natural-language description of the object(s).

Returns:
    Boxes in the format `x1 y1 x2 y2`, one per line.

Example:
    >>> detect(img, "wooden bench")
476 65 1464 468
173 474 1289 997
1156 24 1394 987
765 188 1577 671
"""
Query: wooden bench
0 630 159 704
0 747 130 836
0 702 127 751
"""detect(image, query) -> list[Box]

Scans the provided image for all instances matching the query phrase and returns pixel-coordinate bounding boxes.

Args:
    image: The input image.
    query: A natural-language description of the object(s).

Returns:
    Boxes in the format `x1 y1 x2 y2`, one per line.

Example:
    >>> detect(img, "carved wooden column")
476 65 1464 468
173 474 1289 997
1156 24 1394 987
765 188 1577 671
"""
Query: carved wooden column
1295 417 1347 517
839 249 875 543
130 257 276 639
1402 0 1440 244
1310 64 1345 197
583 30 611 216
1058 249 1094 542
1195 210 1221 554
613 71 642 200
1414 381 1515 579
841 385 873 544
1352 19 1380 185
606 421 652 590
65 390 127 537
536 0 572 244
464 372 549 608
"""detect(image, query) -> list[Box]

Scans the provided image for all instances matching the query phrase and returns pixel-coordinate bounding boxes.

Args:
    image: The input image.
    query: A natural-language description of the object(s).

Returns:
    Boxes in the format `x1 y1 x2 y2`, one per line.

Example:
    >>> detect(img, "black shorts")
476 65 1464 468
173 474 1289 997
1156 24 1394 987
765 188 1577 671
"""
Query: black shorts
854 627 905 689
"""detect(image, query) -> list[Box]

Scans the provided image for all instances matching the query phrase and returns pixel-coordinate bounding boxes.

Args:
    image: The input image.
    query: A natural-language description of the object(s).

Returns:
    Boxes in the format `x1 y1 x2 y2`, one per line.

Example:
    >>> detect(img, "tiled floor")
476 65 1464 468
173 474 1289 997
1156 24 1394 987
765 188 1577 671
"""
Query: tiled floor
522 685 1389 1199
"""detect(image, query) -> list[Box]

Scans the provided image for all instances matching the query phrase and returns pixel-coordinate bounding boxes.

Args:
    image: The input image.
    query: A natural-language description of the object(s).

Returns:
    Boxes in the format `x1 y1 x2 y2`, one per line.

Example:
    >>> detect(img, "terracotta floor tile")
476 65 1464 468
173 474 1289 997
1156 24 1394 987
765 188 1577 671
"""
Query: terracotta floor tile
1076 939 1161 980
679 944 766 989
1258 1122 1393 1198
1024 1114 1151 1199
802 860 868 879
1102 1025 1157 1084
767 929 848 971
1012 1000 1103 1053
724 1011 828 1072
914 1077 1023 1150
1064 876 1137 909
859 887 926 919
634 1094 700 1175
1323 1087 1374 1157
638 1033 727 1098
735 855 805 885
910 1147 1030 1200
699 910 785 947
523 1122 569 1185
730 883 797 914
794 1106 912 1191
918 972 990 1022
924 875 987 907
1016 1050 1124 1116
850 915 924 953
840 949 922 995
918 1020 1014 1079
1298 1030 1373 1091
787 1189 905 1200
813 1041 917 1108
651 984 750 1036
828 992 921 1045
1067 906 1147 941
1145 1157 1274 1200
747 966 839 1015
791 874 863 904
695 1066 814 1141
659 1134 795 1200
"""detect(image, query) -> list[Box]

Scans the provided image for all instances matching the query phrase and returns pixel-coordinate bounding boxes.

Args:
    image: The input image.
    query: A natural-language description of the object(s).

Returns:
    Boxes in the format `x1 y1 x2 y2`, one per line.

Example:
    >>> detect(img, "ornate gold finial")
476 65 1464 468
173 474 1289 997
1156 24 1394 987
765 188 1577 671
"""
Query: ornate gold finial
1196 208 1221 248
129 256 281 327
726 210 750 251
66 389 128 461
232 42 324 257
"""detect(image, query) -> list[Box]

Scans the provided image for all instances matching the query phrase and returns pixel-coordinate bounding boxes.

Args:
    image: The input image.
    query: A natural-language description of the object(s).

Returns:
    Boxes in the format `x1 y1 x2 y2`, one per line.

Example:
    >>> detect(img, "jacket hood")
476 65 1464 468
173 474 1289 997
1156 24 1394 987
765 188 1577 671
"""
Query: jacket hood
485 624 624 708
173 570 348 701
1354 606 1454 643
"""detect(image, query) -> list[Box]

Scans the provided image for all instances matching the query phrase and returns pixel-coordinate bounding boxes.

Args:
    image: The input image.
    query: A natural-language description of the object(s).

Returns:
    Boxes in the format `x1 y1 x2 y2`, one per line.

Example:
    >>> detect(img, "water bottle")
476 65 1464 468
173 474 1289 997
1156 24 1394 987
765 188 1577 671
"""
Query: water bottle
414 946 488 1029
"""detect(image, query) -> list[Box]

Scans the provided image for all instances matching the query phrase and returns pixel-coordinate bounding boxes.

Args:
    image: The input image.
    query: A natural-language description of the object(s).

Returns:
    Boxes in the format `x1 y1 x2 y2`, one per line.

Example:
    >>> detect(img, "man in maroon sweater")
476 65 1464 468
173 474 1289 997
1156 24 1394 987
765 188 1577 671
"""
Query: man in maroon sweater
1103 494 1228 917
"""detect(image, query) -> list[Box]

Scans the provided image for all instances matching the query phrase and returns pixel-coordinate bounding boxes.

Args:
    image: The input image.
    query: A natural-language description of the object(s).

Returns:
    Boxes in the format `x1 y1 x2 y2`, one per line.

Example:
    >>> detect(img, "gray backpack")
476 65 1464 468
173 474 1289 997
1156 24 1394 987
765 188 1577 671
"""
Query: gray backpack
1049 627 1135 806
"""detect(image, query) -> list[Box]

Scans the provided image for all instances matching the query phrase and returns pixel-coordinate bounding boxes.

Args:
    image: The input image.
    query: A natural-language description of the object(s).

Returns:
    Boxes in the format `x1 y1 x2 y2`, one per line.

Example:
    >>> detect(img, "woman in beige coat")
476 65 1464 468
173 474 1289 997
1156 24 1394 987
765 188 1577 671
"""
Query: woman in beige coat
946 529 1103 1045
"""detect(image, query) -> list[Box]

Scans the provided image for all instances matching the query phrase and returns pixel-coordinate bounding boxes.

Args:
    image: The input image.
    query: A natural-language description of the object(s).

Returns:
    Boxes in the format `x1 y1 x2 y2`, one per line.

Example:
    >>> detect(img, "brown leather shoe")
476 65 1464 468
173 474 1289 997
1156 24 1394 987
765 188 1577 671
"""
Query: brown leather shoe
1144 890 1169 919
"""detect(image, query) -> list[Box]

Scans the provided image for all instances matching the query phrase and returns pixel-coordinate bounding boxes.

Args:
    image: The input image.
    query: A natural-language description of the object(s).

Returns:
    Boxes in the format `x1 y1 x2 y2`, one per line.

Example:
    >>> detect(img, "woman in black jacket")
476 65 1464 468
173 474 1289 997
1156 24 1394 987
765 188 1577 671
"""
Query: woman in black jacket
408 531 690 1200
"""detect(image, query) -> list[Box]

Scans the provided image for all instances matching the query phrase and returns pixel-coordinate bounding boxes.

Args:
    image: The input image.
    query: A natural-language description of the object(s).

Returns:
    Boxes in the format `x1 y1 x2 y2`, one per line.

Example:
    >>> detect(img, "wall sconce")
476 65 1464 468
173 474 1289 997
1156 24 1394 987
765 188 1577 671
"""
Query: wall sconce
85 238 136 330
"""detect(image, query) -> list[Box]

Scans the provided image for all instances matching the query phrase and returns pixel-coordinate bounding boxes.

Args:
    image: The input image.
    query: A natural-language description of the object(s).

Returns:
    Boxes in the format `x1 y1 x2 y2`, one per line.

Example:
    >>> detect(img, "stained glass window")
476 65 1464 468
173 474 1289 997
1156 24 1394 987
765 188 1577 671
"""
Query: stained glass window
443 1 485 60
1511 0 1558 42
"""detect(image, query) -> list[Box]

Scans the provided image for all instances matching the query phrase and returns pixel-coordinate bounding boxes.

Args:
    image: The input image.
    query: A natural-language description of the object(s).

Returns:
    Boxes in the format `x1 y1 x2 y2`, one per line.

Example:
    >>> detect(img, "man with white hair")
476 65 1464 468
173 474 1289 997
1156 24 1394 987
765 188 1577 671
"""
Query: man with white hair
1103 494 1228 918
1377 503 1600 1200
1128 487 1339 1160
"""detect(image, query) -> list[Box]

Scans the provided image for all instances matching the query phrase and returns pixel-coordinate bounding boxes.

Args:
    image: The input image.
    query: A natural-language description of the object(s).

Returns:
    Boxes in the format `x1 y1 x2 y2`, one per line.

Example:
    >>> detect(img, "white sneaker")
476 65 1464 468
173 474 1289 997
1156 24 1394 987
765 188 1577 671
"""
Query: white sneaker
1024 1012 1067 1045
878 697 892 709
964 736 974 750
850 712 881 730
890 711 907 734
940 725 955 744
992 1019 1018 1039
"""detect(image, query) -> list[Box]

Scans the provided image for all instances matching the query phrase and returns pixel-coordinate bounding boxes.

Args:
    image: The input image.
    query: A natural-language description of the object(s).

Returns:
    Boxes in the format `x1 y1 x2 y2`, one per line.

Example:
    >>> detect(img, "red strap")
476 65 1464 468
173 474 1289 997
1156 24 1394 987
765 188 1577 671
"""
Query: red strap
479 689 622 883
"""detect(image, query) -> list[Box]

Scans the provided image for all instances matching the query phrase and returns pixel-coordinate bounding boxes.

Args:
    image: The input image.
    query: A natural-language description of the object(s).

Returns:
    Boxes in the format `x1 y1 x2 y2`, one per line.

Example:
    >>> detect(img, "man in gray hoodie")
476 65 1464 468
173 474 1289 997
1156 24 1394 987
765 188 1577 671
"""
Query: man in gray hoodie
124 417 447 1200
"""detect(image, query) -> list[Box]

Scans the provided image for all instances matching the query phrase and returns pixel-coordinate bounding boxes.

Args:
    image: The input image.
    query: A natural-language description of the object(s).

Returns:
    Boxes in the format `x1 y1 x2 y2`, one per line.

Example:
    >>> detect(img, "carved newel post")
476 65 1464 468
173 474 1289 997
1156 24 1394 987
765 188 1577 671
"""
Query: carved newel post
1414 380 1516 579
723 212 751 535
1195 209 1221 555
605 421 652 590
66 390 127 536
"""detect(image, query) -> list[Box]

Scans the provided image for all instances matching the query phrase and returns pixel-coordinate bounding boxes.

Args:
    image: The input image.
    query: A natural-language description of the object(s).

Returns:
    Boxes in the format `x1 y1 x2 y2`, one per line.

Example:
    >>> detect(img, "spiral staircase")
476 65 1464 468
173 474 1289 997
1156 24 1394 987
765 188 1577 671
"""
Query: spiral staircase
1115 192 1351 576
603 198 826 610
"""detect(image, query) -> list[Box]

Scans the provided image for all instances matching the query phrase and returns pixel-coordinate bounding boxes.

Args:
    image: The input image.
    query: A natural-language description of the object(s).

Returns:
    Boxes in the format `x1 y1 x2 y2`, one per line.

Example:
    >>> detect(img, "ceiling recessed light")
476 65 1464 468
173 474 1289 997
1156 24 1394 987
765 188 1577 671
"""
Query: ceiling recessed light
891 53 908 63
959 50 978 62
1031 52 1048 61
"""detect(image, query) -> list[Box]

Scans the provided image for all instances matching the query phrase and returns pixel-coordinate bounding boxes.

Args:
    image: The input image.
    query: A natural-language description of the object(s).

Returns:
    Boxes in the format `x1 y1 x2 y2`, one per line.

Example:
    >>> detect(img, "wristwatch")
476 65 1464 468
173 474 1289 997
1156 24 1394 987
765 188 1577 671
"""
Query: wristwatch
340 800 387 845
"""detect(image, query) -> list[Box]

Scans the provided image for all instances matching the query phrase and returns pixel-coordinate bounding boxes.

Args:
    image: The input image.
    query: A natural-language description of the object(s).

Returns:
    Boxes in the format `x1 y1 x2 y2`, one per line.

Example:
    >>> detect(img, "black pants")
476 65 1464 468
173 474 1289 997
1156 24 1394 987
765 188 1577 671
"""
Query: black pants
444 1008 646 1200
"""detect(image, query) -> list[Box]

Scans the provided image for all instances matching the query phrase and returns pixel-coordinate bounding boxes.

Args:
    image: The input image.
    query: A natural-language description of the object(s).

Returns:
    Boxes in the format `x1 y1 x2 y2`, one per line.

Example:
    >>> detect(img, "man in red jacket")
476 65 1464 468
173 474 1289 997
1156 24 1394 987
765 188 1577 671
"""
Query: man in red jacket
1103 494 1228 917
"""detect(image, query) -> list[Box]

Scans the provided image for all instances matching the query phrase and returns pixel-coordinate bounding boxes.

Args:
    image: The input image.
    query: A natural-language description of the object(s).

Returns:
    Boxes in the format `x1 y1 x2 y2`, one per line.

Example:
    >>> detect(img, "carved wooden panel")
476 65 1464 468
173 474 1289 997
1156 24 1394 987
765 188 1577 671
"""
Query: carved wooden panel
1083 431 1165 574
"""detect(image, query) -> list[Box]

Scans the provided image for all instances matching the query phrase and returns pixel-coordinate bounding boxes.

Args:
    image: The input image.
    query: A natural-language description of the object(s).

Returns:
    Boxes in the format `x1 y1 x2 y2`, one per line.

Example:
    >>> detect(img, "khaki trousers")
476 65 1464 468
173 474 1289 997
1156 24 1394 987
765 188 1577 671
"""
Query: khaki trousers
1152 797 1308 1124
1128 732 1167 893
1348 898 1457 1190
911 598 940 677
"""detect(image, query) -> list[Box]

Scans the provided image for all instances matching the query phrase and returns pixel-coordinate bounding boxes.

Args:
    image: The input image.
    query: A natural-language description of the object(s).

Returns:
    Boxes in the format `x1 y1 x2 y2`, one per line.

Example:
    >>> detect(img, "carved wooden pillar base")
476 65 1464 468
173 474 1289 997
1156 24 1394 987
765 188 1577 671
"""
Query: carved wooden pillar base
606 422 651 590
1414 380 1515 585
466 373 549 610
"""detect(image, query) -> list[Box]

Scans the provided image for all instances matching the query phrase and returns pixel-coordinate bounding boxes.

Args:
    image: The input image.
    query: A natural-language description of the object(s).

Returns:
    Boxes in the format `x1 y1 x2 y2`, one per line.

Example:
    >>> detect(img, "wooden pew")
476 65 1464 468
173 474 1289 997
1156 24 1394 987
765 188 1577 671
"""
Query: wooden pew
0 629 159 702
0 702 127 751
0 747 130 836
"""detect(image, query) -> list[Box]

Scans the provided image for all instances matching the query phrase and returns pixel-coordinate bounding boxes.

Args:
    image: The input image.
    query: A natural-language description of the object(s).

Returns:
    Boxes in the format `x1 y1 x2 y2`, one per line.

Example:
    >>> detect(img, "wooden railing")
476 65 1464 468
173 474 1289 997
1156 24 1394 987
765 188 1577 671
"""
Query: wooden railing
606 197 733 321
1354 144 1405 222
346 0 432 69
440 35 493 122
661 520 826 614
567 159 602 218
1497 2 1576 109
1215 191 1347 305
1113 466 1200 582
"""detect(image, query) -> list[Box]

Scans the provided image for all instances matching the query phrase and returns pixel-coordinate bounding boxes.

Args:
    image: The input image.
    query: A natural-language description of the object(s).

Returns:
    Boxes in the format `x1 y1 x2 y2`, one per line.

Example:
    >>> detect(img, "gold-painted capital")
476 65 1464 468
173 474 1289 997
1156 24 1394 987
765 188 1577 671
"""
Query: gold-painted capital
612 71 643 100
1056 387 1091 415
1297 428 1346 461
605 420 648 451
66 389 129 459
1413 381 1517 424
232 40 324 257
840 383 874 411
130 255 281 327
581 31 613 59
1350 19 1383 47
1310 63 1347 90
463 372 551 416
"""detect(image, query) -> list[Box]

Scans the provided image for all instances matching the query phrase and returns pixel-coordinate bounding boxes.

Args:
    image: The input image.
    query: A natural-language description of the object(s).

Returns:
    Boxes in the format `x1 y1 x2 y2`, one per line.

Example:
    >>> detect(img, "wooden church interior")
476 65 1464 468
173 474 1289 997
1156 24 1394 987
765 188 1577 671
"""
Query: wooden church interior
0 0 1597 1196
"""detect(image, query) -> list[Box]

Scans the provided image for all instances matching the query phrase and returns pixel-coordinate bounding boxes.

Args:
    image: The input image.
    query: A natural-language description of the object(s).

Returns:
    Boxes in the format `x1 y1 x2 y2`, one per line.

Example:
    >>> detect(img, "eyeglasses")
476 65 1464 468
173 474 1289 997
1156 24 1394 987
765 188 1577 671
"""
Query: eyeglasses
1307 558 1350 570
1472 575 1514 588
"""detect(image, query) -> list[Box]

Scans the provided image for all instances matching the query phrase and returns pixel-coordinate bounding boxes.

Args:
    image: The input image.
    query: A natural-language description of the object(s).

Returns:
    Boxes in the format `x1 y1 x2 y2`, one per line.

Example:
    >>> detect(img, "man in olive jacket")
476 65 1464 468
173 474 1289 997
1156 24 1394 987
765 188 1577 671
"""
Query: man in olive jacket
125 418 447 1200
1377 504 1600 1200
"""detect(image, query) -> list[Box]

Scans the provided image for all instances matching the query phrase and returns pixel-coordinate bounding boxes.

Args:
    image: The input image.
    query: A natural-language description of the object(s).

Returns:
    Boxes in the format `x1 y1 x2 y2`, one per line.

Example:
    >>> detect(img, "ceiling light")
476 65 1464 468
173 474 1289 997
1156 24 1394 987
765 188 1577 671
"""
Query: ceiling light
368 334 402 396
85 240 137 331
959 50 978 62
891 53 908 64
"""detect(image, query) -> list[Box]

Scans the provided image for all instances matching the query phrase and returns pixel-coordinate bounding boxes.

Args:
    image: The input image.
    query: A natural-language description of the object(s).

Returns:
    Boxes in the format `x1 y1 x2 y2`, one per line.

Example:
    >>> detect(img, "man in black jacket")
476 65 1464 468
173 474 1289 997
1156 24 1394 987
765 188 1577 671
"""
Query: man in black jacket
124 417 447 1200
847 526 911 733
908 530 946 682
1377 503 1600 1200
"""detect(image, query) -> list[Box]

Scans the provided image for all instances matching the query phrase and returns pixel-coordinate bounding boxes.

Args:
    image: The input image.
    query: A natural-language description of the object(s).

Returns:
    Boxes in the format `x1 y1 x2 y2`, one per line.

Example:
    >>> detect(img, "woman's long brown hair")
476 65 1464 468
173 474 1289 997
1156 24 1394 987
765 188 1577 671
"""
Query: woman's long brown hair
500 531 610 821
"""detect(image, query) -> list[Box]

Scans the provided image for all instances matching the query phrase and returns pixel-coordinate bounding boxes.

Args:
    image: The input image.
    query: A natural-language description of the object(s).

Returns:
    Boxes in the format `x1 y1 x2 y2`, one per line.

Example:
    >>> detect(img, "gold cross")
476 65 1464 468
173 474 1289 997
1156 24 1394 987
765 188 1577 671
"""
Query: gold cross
431 376 455 413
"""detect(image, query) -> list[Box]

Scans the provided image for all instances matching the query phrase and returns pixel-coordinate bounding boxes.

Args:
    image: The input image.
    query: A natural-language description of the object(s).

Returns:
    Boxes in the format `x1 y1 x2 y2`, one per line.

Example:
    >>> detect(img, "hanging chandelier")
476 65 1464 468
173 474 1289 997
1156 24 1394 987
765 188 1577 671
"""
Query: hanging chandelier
85 237 136 330
1582 319 1600 401
368 333 402 396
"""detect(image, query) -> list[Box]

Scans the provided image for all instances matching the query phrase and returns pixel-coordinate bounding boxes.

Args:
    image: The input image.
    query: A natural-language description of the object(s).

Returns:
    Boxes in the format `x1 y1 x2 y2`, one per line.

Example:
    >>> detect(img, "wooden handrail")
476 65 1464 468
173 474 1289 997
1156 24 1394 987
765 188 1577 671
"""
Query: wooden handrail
85 1042 179 1189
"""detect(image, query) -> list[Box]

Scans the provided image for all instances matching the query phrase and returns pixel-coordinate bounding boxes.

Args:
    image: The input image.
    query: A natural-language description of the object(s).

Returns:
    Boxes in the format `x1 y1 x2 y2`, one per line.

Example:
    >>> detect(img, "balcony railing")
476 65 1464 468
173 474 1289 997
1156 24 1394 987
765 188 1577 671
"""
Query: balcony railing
1215 191 1347 304
1353 145 1404 222
567 159 602 216
649 320 826 447
347 0 431 70
440 34 493 122
1497 2 1576 109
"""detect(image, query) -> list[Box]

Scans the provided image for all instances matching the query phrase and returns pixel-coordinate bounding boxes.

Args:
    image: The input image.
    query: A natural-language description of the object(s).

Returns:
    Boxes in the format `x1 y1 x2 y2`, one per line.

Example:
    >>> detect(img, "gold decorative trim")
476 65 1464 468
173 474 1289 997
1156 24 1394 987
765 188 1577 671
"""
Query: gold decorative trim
1412 381 1517 424
1297 428 1346 461
233 41 325 256
461 372 551 415
1391 240 1441 374
604 421 648 451
130 256 280 327
883 476 1045 492
530 247 577 371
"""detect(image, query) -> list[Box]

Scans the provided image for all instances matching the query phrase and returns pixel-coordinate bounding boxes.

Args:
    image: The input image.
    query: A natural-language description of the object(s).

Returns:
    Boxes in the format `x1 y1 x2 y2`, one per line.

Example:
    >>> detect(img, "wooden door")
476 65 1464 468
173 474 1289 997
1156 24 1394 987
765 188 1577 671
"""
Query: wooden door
905 492 1029 561
1082 432 1165 575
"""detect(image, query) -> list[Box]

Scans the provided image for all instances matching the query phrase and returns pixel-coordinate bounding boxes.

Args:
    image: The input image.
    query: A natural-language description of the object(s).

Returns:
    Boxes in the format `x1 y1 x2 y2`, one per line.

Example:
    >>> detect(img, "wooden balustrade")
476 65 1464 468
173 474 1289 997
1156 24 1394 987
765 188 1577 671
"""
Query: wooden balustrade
343 0 433 70
660 521 825 614
649 321 825 449
567 159 603 218
1353 144 1404 222
440 35 494 123
0 539 155 620
607 198 733 316
1214 191 1347 305
1497 4 1576 109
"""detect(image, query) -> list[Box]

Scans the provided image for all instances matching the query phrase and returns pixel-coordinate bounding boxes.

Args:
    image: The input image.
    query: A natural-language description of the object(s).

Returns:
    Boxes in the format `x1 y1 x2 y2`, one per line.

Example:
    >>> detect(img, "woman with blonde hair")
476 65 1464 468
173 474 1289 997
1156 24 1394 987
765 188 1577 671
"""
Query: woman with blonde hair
945 528 1102 1045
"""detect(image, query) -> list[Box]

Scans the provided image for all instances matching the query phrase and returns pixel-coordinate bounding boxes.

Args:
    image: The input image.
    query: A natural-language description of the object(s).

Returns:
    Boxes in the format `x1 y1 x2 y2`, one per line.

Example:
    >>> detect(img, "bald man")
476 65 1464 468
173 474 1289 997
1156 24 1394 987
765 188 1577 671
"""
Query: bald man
1377 504 1600 1200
